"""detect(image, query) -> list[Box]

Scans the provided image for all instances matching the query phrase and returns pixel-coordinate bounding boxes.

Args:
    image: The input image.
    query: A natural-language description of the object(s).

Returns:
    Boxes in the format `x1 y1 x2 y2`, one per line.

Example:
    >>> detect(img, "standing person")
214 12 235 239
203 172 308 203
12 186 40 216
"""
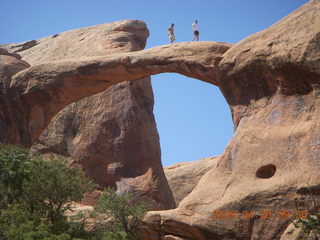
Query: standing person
192 20 199 41
168 23 176 43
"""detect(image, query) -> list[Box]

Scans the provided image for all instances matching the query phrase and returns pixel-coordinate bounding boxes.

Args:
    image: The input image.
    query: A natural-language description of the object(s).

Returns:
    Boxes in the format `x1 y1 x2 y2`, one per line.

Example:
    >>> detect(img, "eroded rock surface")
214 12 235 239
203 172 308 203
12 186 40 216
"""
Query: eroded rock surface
1 21 230 211
2 20 175 210
4 40 230 145
0 49 30 143
140 1 320 239
164 156 218 205
1 23 230 212
1 1 319 239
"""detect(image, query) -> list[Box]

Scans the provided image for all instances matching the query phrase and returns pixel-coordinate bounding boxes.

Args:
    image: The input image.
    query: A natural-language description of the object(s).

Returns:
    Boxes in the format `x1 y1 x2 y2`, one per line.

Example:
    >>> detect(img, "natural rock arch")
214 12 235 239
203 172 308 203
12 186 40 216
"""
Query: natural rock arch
1 37 231 211
4 41 231 146
1 0 320 239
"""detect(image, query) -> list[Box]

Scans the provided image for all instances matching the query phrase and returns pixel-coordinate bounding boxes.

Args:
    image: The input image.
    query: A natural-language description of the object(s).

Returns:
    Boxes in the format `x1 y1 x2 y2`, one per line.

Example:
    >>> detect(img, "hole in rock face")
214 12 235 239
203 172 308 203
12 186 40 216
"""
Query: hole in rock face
256 164 276 178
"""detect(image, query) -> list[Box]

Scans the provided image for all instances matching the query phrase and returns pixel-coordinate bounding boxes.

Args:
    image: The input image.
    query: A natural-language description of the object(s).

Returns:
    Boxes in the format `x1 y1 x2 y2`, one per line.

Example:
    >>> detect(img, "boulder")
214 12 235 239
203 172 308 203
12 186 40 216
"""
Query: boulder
279 222 305 240
164 156 218 205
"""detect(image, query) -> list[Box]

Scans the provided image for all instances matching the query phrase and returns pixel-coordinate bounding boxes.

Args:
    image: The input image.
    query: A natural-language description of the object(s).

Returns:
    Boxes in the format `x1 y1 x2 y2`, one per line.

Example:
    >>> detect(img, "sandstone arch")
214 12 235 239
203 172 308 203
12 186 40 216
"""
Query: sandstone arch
6 41 231 146
0 22 231 212
1 0 320 239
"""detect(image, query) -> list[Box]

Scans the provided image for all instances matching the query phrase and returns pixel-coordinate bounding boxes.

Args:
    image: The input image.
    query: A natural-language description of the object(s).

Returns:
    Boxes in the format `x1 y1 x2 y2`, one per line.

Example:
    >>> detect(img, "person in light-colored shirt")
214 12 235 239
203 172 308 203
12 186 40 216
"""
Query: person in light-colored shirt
168 23 176 43
192 20 199 41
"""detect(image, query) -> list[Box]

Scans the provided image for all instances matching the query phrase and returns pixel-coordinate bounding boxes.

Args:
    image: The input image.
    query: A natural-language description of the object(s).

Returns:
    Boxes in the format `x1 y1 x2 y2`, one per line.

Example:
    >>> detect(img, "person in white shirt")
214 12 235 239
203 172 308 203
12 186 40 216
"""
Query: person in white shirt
168 23 176 43
192 20 199 41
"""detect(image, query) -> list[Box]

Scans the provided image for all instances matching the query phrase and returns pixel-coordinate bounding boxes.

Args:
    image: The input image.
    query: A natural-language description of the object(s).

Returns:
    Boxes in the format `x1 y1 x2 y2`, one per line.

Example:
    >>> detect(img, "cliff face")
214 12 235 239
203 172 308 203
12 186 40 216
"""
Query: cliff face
0 50 30 144
140 1 320 239
2 20 175 210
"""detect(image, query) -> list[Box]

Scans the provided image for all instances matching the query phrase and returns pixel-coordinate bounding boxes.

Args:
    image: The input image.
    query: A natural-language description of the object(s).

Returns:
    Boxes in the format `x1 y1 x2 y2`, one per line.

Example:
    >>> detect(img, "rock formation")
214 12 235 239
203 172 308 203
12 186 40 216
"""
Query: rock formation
139 1 320 239
0 50 30 144
1 0 319 239
279 222 306 240
1 22 230 211
164 156 218 205
1 20 176 210
3 40 231 146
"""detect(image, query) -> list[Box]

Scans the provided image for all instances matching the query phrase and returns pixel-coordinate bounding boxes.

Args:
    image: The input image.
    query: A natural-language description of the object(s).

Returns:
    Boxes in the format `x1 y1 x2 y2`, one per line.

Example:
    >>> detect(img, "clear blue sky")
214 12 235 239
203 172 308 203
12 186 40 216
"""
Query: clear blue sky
1 0 308 167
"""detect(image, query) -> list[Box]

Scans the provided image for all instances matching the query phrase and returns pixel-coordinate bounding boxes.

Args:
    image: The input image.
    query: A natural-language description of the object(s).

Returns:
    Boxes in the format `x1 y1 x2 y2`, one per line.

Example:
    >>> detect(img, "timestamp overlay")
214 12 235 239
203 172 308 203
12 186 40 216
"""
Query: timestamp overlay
210 209 308 220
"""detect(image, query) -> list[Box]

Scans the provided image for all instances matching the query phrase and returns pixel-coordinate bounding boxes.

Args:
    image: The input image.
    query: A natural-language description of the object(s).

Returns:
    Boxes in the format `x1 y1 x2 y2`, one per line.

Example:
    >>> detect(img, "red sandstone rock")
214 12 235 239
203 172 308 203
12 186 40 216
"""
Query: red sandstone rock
0 50 30 143
6 41 230 145
164 156 218 205
3 20 175 210
1 1 317 238
139 1 320 239
1 32 229 212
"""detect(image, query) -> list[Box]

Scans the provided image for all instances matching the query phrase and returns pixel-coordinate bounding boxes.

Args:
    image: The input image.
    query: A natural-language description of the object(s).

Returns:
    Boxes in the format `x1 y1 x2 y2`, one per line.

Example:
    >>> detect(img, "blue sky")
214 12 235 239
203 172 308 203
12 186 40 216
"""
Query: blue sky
1 0 308 167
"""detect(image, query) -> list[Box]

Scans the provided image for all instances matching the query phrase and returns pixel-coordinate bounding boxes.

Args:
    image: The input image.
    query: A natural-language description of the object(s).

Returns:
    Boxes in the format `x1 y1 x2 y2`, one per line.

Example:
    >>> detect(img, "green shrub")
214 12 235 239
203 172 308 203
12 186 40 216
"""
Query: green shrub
21 157 94 233
0 144 147 240
0 144 30 208
293 213 320 239
0 144 93 239
0 204 54 240
94 187 147 240
293 187 320 240
94 231 127 240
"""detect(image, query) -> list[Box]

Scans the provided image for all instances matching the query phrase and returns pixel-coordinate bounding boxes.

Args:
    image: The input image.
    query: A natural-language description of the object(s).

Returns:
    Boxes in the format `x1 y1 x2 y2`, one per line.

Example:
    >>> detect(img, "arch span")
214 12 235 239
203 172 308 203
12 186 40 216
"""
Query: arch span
9 41 231 144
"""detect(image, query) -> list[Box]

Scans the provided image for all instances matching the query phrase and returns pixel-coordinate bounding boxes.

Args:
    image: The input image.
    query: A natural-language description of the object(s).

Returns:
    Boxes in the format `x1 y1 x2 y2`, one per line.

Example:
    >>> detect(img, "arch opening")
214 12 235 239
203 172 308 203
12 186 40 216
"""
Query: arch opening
151 73 233 167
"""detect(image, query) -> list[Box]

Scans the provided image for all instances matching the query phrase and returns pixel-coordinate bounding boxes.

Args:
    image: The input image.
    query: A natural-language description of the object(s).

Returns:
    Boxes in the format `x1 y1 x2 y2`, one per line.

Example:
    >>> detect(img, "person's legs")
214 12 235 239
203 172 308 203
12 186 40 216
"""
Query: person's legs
170 34 175 43
193 31 199 41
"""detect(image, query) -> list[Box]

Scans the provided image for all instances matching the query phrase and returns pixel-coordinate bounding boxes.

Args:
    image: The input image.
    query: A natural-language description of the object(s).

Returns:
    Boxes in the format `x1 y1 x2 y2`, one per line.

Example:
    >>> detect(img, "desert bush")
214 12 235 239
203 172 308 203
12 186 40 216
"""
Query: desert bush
293 213 320 239
0 144 147 240
0 144 93 239
94 187 147 240
21 157 93 233
0 144 30 208
293 186 320 240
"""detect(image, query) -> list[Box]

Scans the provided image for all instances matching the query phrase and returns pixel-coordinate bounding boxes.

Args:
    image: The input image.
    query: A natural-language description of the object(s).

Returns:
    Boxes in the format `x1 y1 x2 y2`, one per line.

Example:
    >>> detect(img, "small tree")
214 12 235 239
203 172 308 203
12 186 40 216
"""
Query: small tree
0 144 94 239
0 144 30 208
22 157 94 233
0 144 147 240
0 204 56 240
94 188 147 240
